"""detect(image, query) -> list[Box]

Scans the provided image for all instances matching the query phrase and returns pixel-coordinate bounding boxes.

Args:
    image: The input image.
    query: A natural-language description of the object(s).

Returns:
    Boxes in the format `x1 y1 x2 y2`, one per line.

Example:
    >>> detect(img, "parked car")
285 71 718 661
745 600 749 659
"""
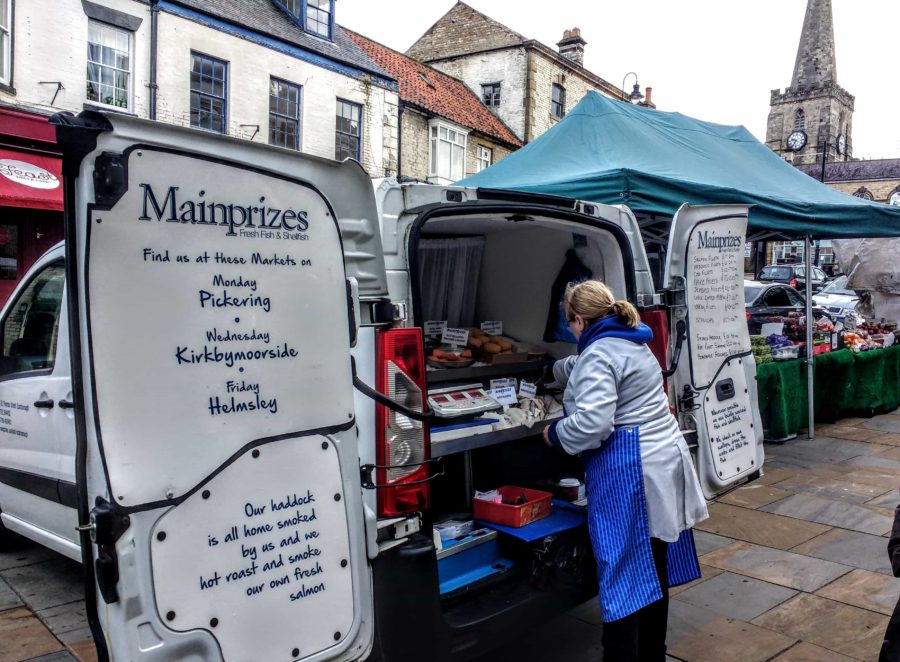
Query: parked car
757 263 828 292
812 275 859 323
744 280 832 334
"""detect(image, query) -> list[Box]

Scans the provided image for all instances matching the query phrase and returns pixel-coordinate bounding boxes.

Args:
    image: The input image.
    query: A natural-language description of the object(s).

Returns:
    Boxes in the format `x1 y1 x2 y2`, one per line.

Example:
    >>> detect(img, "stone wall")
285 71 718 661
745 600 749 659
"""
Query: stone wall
829 180 900 203
427 48 528 141
527 50 611 142
401 107 514 183
464 136 513 180
400 107 430 181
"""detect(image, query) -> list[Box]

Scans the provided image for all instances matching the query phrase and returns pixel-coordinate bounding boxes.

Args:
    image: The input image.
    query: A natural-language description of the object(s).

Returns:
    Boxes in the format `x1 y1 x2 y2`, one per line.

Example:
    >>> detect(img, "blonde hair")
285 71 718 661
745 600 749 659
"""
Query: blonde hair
563 280 641 328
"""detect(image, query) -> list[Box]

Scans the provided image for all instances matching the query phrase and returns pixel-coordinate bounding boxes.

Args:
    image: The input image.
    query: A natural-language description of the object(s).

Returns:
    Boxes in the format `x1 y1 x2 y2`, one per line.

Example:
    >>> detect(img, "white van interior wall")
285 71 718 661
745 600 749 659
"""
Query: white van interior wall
475 223 627 358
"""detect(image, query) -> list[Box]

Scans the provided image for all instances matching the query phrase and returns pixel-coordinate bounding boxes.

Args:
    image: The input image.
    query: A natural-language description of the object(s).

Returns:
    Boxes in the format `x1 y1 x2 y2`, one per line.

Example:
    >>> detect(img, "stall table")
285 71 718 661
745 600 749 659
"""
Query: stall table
756 345 900 440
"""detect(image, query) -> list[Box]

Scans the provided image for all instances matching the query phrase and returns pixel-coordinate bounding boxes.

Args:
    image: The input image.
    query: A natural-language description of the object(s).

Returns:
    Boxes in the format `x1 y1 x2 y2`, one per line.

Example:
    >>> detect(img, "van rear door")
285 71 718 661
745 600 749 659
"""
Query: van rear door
662 204 764 499
56 111 382 661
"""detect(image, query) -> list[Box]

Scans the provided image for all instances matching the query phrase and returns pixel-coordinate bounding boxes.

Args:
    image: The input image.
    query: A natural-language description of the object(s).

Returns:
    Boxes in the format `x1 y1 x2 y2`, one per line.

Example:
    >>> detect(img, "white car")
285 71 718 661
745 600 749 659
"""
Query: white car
813 275 859 323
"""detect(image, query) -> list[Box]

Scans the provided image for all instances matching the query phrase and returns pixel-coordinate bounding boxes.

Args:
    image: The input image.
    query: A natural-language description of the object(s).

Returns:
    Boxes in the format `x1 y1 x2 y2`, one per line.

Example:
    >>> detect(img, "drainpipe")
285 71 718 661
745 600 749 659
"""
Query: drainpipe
523 46 533 144
149 0 160 120
396 100 403 178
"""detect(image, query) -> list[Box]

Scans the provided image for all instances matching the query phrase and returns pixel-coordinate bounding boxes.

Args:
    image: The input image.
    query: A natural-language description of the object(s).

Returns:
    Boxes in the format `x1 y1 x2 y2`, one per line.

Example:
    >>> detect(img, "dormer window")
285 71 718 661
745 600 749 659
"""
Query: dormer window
306 0 332 38
274 0 333 40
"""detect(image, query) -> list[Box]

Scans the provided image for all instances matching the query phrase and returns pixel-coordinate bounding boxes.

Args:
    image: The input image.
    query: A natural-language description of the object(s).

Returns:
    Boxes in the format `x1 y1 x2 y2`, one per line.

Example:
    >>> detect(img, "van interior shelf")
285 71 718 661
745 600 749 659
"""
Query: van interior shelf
431 419 555 457
425 359 552 385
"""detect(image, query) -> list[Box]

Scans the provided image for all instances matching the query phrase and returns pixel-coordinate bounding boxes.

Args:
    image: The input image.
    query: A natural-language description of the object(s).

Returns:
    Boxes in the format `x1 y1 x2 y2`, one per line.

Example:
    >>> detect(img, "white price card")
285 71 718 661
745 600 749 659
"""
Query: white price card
490 377 517 391
424 320 447 336
480 321 503 336
519 381 538 399
442 327 470 346
488 386 518 406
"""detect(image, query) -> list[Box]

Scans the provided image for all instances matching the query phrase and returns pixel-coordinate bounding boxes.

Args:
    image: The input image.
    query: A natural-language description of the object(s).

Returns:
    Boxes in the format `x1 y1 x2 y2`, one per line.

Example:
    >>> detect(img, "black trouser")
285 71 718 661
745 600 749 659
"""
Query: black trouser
601 537 669 662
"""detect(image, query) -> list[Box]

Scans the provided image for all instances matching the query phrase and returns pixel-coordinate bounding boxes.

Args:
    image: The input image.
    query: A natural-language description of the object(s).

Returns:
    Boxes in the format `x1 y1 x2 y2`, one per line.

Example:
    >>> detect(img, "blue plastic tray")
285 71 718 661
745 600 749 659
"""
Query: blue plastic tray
476 500 587 542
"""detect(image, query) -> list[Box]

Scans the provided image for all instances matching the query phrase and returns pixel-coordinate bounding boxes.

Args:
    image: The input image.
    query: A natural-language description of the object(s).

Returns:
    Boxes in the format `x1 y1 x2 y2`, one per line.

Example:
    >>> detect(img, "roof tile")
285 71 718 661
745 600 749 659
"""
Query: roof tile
346 30 522 148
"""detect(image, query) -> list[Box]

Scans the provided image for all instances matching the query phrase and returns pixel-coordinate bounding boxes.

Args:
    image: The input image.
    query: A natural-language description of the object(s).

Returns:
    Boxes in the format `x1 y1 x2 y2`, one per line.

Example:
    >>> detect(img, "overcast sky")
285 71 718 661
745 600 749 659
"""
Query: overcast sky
337 0 900 161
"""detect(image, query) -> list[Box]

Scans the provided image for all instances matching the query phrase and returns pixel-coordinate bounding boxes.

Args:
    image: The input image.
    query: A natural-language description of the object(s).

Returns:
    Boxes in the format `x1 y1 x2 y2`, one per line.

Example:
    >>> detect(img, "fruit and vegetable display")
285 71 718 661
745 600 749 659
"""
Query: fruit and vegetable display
750 335 773 365
765 334 794 350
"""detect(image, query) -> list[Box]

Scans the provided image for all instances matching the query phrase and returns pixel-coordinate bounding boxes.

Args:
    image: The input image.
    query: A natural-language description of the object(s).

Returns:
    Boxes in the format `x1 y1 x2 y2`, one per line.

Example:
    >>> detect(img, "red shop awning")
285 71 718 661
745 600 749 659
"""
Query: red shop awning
0 148 63 211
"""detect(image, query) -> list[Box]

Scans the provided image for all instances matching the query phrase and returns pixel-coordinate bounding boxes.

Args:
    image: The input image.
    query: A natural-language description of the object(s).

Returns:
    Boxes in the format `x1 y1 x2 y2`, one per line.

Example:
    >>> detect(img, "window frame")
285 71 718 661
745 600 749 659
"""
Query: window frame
268 77 302 151
0 0 12 88
305 0 333 39
85 19 133 111
275 0 333 40
335 98 362 162
428 119 469 183
475 145 492 173
481 82 501 107
890 190 900 207
189 51 228 135
551 83 566 119
0 259 65 382
793 109 806 131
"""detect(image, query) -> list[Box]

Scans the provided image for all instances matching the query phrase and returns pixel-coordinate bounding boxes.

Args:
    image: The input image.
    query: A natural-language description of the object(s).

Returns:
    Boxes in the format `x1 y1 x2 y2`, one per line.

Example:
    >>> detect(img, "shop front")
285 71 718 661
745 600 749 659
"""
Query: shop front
0 107 64 305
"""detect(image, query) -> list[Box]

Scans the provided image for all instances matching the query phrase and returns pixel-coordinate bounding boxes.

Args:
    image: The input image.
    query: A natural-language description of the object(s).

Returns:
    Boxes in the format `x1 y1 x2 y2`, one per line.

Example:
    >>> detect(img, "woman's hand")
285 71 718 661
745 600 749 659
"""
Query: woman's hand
542 425 553 447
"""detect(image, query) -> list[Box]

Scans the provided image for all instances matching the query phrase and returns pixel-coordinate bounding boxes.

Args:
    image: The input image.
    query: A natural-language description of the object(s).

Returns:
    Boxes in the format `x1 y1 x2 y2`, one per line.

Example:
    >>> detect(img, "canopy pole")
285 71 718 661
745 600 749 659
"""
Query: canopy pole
805 235 815 440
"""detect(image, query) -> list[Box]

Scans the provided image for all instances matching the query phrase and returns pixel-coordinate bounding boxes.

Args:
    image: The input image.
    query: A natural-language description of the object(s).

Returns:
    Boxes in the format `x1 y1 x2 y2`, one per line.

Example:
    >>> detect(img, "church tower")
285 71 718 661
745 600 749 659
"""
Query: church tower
766 0 854 165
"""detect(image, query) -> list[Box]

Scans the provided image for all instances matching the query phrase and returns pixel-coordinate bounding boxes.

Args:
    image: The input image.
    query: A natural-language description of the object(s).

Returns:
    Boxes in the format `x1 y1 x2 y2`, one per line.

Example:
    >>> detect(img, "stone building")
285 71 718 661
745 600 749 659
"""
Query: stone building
766 0 854 167
0 0 400 301
405 1 637 145
347 29 521 184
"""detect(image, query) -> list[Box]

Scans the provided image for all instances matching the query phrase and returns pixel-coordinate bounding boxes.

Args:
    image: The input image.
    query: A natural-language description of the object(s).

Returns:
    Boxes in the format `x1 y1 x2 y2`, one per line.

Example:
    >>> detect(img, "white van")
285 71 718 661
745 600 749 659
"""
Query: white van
0 111 763 661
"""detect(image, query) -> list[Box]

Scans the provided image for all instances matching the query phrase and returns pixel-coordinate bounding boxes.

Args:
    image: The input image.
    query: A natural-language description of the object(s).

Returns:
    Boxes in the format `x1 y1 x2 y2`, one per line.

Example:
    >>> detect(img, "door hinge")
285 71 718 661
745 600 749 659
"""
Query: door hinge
83 497 130 605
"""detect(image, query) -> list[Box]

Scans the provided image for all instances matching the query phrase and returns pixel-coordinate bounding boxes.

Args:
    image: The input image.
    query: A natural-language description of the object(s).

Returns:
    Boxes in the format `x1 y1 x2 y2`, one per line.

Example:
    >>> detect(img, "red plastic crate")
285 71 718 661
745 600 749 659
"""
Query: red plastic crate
812 343 831 356
473 486 552 528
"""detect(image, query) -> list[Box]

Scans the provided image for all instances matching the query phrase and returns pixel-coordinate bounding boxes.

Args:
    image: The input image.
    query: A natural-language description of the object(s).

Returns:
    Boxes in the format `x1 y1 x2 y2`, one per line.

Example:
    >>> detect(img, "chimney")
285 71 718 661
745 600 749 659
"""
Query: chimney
557 27 586 67
643 87 653 107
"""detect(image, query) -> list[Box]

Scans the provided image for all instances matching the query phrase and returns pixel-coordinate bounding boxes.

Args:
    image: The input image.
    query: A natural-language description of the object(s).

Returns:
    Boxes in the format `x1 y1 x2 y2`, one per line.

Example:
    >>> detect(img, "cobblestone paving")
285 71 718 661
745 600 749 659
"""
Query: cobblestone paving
3 413 900 661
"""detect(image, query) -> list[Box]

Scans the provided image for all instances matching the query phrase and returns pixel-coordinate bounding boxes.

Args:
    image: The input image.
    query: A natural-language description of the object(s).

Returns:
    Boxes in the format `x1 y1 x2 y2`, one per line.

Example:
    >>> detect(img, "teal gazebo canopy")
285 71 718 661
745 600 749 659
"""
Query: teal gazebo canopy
459 92 900 239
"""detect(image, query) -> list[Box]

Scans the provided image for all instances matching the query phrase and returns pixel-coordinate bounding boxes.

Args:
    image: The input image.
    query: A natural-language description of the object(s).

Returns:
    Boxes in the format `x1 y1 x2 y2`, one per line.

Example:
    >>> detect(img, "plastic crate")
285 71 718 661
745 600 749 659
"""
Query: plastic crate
812 343 831 356
472 486 552 528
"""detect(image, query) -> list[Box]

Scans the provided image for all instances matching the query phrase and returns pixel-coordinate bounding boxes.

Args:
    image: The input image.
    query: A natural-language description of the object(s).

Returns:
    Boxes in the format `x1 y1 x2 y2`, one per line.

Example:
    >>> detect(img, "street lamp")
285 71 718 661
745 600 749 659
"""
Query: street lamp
621 72 644 104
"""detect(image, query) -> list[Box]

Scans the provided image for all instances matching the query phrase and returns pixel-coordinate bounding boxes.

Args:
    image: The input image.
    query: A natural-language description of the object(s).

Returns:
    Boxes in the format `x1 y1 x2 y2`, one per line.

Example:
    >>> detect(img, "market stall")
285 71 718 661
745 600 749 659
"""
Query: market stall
460 92 900 439
757 344 900 440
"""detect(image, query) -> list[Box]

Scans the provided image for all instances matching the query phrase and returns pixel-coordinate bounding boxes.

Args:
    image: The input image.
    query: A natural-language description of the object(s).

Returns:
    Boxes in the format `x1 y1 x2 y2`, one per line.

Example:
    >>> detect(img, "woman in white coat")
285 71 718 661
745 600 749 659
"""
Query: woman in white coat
542 280 709 662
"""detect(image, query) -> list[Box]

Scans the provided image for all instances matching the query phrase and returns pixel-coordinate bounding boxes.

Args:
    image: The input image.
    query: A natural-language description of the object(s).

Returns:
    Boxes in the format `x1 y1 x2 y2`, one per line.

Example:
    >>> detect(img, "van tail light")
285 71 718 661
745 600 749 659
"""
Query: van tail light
375 327 430 516
746 310 751 320
640 310 670 371
789 278 798 288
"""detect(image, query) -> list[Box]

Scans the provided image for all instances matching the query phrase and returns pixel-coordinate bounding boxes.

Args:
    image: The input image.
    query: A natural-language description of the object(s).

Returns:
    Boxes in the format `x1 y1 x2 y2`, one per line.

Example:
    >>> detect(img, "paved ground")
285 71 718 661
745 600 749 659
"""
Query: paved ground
2 412 900 661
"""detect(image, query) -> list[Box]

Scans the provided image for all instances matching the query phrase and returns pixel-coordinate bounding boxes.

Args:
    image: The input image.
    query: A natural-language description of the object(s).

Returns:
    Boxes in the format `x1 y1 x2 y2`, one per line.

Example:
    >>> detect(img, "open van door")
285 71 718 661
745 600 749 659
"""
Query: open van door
663 204 764 499
54 111 384 661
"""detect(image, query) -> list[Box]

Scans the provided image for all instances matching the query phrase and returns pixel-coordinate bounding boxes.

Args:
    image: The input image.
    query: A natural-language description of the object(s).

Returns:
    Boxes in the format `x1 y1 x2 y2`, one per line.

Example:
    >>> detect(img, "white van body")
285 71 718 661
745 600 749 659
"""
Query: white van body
0 112 764 661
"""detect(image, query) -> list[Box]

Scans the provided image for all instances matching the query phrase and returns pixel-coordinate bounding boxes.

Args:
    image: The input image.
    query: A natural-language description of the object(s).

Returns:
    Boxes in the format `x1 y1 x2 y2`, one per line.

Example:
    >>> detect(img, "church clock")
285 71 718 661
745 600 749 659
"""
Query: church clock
786 130 807 151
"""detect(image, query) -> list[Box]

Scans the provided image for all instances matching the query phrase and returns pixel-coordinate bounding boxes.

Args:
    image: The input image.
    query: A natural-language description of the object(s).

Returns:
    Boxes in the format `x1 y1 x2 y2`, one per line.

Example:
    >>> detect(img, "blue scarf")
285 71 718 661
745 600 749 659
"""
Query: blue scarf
576 314 653 354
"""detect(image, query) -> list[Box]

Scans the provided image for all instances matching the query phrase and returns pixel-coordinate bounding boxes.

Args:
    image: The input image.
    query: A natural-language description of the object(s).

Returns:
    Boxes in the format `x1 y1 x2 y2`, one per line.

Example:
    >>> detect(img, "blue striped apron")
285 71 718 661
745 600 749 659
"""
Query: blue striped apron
584 426 701 622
